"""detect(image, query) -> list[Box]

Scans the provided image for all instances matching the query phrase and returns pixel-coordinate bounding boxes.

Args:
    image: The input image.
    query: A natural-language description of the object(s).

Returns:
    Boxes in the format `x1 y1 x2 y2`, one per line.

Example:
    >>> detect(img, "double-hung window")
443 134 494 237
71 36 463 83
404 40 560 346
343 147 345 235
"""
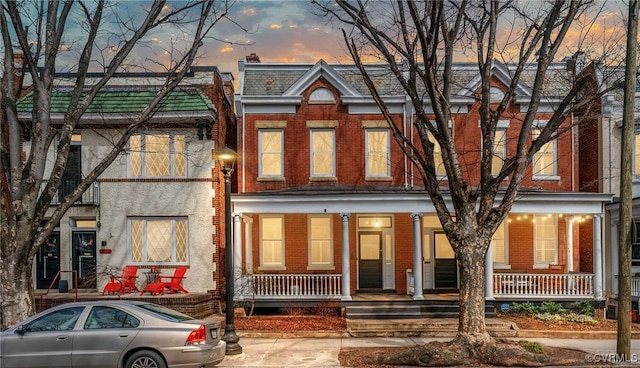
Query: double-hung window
634 132 640 177
492 220 508 267
308 215 333 269
428 132 446 176
310 130 335 177
130 218 188 265
130 133 186 177
480 120 509 176
532 123 557 178
533 215 557 266
365 129 390 177
260 215 285 269
258 129 284 177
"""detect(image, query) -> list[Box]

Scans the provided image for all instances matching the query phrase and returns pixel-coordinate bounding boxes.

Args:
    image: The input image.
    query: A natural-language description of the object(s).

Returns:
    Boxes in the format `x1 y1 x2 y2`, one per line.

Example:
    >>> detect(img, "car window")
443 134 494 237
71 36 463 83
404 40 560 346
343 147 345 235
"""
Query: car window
25 307 85 332
84 306 140 329
137 303 194 322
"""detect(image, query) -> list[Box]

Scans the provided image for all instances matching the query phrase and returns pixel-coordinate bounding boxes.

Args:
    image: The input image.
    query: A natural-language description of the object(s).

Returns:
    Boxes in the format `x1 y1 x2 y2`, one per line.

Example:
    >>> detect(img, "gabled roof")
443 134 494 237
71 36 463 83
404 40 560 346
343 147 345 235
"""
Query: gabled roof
457 61 533 98
283 59 361 97
16 87 217 121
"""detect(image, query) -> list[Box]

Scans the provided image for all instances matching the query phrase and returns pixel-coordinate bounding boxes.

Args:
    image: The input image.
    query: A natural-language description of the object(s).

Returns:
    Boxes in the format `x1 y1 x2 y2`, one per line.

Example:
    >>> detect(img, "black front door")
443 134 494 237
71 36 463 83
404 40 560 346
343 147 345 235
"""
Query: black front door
434 232 458 288
358 232 383 289
72 231 97 288
36 232 60 289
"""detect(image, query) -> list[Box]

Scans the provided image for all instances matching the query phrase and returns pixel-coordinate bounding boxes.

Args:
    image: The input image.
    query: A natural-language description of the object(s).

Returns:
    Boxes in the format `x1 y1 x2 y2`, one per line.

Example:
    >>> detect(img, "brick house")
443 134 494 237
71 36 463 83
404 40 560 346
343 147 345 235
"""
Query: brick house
16 67 236 305
231 55 611 307
577 60 640 303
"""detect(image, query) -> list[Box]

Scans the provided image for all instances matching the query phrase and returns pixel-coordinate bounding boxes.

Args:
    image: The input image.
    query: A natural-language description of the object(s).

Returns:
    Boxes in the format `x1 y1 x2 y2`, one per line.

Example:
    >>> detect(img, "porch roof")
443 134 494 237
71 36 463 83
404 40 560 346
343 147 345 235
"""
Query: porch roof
232 187 613 215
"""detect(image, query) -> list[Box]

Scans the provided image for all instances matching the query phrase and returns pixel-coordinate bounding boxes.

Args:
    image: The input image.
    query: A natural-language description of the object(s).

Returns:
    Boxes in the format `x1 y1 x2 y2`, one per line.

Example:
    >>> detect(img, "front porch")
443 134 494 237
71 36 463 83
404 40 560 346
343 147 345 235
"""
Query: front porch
236 272 601 301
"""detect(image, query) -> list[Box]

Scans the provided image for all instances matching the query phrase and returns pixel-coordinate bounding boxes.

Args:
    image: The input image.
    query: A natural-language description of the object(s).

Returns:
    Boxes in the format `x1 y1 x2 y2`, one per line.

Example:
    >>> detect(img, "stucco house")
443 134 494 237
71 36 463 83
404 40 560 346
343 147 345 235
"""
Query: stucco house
230 54 611 312
17 67 236 307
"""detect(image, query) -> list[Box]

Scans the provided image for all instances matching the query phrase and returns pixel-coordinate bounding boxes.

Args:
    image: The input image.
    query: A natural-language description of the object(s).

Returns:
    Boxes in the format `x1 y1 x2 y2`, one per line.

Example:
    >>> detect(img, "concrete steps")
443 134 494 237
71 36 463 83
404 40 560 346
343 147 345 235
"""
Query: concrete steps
346 317 517 338
345 299 496 319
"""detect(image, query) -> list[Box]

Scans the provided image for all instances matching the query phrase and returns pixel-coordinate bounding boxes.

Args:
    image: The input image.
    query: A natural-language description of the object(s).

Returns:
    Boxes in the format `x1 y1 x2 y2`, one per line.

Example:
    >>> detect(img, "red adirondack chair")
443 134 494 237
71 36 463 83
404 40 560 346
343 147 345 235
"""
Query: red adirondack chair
102 266 139 295
140 266 189 296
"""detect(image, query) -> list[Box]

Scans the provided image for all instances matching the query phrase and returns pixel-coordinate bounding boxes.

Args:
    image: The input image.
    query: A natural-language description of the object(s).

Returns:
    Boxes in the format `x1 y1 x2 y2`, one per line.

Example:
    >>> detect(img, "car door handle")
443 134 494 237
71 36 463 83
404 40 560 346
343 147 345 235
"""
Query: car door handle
119 333 130 337
56 335 69 340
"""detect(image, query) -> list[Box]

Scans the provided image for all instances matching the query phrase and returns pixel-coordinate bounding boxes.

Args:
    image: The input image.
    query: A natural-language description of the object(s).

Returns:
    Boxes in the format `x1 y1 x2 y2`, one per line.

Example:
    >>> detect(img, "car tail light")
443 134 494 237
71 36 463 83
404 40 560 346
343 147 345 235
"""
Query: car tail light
186 324 206 345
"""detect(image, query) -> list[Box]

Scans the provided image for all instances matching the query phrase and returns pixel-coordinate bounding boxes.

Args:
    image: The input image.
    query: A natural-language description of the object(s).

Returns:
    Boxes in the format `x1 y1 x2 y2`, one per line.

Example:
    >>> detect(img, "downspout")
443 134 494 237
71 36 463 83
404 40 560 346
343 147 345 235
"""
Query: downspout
571 112 576 192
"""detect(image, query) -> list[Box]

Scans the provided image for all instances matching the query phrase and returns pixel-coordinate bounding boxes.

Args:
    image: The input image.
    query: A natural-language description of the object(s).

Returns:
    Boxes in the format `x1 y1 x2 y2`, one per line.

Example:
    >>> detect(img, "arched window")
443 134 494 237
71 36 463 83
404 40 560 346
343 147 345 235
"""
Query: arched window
309 88 335 103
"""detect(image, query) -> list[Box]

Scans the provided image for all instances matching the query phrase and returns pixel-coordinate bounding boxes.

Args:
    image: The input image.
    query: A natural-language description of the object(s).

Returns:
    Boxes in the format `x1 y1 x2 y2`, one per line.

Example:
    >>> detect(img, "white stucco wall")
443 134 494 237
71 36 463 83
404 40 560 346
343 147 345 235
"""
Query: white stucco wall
92 129 216 293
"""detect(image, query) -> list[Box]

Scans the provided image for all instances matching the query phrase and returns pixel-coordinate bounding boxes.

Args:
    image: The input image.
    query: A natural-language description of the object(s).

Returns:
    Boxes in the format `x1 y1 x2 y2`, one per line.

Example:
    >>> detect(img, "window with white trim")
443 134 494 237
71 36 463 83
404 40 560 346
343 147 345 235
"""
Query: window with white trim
130 218 188 265
365 129 390 177
311 130 335 177
129 134 186 177
492 220 508 266
260 215 285 268
259 130 283 177
492 129 506 176
532 127 557 177
428 132 446 176
533 215 557 265
308 215 333 268
634 133 640 177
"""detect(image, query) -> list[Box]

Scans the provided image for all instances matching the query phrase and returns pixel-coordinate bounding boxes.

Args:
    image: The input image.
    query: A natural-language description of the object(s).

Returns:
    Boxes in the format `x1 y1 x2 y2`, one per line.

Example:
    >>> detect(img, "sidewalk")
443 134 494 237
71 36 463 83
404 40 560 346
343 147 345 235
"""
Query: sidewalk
218 336 640 367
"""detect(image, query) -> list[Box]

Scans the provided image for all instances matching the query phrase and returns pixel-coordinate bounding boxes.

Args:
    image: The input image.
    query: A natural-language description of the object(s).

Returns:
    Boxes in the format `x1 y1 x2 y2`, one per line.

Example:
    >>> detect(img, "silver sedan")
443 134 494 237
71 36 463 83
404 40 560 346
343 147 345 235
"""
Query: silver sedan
0 300 226 368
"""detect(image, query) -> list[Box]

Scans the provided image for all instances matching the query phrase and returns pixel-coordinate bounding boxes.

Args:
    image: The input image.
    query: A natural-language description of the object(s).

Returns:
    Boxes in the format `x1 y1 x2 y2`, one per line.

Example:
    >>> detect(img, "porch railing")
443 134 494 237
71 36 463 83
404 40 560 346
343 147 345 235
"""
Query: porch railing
493 273 594 297
406 269 595 298
237 274 342 300
632 277 640 297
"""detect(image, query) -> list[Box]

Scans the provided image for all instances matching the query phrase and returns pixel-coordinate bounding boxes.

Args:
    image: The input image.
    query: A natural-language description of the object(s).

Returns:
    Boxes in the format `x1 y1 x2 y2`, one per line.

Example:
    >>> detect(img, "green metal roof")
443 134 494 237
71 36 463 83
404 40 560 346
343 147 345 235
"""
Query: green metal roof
16 88 215 115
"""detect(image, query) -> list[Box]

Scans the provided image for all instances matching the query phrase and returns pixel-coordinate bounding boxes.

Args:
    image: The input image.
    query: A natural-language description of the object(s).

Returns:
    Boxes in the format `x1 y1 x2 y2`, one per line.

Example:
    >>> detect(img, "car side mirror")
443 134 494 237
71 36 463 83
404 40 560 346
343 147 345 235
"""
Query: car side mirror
14 325 26 335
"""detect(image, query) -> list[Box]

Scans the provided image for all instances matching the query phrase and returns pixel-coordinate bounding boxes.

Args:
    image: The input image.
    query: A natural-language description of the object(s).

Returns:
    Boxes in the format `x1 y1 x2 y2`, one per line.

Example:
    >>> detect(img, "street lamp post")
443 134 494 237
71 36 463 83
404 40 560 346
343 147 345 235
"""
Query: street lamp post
216 146 242 355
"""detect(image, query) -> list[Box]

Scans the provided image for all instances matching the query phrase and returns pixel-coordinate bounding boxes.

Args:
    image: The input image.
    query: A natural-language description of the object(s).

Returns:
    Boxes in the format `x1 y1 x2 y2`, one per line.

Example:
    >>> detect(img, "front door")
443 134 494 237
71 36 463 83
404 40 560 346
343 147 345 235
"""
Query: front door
72 231 97 288
434 232 458 288
36 232 60 289
359 232 383 289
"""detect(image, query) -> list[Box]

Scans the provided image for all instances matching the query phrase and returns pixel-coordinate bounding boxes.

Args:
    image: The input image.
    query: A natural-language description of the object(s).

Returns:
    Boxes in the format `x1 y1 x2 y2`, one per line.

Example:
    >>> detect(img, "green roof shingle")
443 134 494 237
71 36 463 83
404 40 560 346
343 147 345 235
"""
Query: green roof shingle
16 88 215 115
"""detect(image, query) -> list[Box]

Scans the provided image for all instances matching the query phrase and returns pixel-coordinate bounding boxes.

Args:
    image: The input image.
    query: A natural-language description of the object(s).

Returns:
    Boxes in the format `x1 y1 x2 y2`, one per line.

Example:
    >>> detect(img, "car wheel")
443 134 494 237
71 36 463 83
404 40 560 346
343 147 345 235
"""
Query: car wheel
124 350 167 368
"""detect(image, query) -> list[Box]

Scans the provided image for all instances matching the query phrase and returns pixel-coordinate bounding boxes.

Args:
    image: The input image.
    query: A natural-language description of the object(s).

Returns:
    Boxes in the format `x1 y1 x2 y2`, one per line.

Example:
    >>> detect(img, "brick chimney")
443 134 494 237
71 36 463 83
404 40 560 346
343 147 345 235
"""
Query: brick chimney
246 53 260 63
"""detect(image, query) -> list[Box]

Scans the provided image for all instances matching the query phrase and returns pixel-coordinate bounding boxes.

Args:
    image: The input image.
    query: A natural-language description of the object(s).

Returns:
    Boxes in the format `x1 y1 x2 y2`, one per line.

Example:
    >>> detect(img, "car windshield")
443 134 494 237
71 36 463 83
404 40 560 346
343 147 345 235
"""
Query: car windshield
137 303 195 322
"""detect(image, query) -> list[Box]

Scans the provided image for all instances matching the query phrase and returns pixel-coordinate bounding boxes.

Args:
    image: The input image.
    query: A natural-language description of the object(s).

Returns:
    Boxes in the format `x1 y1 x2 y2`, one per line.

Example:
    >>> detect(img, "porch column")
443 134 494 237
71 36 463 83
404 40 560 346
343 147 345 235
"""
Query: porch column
611 220 619 294
340 213 352 301
411 213 424 300
594 213 604 300
233 213 243 296
243 216 253 274
565 217 574 273
485 241 494 300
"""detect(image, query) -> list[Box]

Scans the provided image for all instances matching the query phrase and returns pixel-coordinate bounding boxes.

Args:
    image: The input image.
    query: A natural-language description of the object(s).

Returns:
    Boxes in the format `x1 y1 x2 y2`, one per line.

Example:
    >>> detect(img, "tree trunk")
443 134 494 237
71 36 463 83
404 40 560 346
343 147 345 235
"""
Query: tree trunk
1 238 36 328
455 243 492 344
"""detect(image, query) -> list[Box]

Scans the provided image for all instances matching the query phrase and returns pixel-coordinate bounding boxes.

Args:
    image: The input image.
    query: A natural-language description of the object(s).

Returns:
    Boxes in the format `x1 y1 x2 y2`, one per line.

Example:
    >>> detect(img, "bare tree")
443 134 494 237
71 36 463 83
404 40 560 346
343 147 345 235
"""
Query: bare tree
0 0 233 328
313 0 613 365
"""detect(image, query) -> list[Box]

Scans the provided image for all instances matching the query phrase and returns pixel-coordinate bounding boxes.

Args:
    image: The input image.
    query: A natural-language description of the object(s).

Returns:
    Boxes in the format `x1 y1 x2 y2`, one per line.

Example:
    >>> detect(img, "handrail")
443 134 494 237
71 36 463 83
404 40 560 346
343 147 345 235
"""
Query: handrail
34 270 78 312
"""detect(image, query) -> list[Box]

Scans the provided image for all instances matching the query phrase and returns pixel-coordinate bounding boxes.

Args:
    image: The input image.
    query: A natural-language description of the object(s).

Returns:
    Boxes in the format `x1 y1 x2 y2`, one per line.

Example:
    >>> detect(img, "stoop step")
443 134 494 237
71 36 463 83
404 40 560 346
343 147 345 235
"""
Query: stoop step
346 317 517 338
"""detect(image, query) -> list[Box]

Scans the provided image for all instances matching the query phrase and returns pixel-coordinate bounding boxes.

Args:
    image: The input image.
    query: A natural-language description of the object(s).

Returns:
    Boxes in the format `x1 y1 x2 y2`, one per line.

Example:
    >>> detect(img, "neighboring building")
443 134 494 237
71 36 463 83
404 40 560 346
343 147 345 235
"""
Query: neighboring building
579 61 640 302
232 55 611 307
17 67 236 302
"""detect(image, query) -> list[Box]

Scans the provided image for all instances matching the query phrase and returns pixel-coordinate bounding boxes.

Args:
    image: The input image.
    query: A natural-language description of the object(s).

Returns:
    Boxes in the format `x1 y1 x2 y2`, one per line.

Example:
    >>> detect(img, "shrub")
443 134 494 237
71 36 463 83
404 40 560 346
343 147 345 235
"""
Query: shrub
534 313 564 322
564 313 597 323
538 301 567 315
570 301 593 316
509 302 538 315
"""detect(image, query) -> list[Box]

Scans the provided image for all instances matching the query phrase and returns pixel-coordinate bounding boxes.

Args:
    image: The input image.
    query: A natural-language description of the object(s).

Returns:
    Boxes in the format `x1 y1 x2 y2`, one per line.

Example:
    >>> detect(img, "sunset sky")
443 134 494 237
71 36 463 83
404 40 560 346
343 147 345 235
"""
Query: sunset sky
199 0 630 77
200 1 353 75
